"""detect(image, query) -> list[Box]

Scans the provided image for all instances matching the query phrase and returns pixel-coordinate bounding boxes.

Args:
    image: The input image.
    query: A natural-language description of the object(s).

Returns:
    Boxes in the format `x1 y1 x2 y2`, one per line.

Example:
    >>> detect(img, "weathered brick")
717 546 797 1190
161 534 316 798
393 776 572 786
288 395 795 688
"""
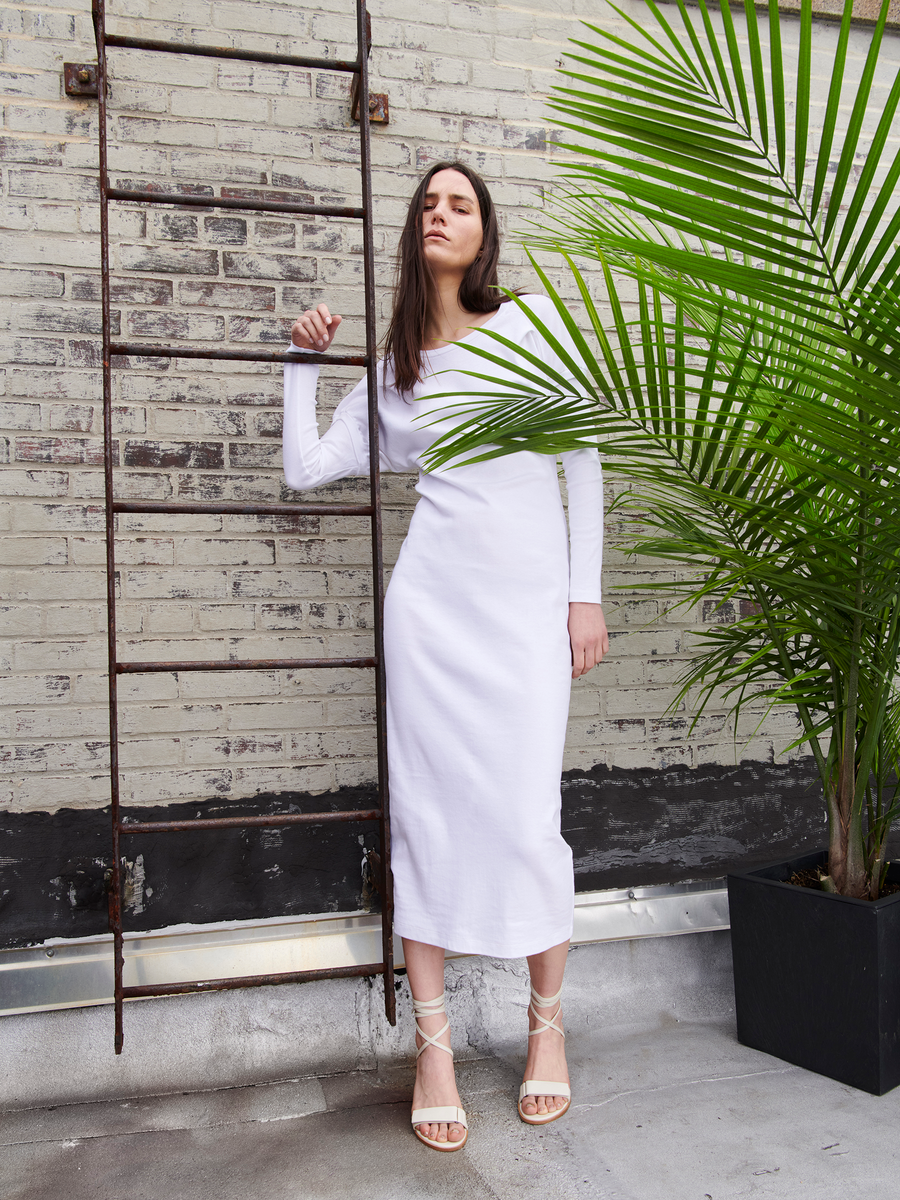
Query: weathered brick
14 639 107 671
15 706 108 739
170 88 269 124
2 537 70 573
17 304 118 336
123 440 224 469
0 470 69 498
124 767 232 805
117 244 219 276
222 252 317 282
227 442 282 470
0 673 70 707
203 216 247 245
0 402 41 431
461 118 547 151
253 219 296 247
154 408 246 438
277 537 370 566
0 338 65 366
126 311 225 340
70 274 173 305
0 267 64 298
0 67 58 101
123 570 229 600
15 437 106 466
0 604 42 635
224 700 325 730
117 115 218 149
143 603 194 633
197 603 256 631
183 733 284 764
228 316 293 343
44 605 104 636
174 538 274 566
217 63 311 96
170 150 267 184
231 570 327 598
151 212 200 242
178 280 275 309
67 341 103 369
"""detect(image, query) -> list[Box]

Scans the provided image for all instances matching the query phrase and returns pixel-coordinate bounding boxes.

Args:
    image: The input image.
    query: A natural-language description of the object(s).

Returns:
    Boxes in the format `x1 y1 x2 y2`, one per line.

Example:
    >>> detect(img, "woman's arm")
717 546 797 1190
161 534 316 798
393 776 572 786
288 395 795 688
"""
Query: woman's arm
562 447 608 677
283 305 371 490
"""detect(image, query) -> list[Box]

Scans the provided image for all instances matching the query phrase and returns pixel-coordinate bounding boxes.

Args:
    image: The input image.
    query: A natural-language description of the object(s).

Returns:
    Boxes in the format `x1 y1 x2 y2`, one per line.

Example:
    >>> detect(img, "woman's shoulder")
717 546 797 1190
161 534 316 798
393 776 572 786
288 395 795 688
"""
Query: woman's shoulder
497 293 558 326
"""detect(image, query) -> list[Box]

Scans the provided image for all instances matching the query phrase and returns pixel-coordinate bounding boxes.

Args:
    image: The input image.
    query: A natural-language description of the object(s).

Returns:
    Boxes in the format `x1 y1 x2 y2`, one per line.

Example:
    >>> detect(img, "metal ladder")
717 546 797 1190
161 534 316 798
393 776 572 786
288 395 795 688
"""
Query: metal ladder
91 0 394 1052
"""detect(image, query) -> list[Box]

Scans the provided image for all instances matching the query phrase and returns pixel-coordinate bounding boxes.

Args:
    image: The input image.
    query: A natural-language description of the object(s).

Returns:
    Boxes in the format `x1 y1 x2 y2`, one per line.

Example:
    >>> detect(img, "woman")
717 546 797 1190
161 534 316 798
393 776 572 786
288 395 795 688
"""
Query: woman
283 162 607 1152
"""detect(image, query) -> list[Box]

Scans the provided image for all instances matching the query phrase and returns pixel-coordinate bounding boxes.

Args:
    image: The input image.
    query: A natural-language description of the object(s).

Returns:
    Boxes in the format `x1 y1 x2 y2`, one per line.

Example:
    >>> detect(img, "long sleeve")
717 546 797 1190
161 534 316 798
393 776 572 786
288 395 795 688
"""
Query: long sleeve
562 448 603 603
517 296 604 604
282 347 371 490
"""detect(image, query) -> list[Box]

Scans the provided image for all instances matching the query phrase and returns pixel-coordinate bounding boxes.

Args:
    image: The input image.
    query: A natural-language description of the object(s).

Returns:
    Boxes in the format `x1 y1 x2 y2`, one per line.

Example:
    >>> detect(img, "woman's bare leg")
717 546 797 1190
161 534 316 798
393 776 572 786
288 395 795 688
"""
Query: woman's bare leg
522 939 570 1118
403 937 465 1144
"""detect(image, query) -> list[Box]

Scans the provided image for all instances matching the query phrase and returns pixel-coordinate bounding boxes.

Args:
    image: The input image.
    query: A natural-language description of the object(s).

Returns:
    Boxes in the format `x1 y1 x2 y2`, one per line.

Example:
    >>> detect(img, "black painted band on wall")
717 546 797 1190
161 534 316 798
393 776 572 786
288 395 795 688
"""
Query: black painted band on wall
0 760 841 949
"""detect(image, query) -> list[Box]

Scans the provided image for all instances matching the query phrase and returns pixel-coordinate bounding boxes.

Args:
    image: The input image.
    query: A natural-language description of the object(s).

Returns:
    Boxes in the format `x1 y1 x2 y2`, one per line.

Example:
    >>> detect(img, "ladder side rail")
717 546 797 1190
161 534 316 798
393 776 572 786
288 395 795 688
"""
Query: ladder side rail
92 0 127 1055
355 0 396 1025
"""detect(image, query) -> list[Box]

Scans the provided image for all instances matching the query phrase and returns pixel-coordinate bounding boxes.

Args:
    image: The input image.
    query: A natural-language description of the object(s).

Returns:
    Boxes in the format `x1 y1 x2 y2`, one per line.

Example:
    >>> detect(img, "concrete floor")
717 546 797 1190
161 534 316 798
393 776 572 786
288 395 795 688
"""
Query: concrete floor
4 1010 898 1200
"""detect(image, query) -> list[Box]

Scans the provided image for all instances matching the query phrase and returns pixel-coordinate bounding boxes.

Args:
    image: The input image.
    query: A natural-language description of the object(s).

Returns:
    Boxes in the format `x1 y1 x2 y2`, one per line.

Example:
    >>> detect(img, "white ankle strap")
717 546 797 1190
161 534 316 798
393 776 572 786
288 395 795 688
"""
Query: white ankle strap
412 992 447 1020
528 985 565 1040
412 991 453 1060
530 984 563 1008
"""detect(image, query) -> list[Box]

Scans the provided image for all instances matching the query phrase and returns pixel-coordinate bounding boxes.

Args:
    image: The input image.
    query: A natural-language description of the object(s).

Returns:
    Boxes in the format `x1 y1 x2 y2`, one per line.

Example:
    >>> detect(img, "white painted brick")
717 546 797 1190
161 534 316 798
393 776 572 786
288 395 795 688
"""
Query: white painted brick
0 537 68 566
10 772 110 813
1 0 881 813
14 638 107 671
0 604 42 635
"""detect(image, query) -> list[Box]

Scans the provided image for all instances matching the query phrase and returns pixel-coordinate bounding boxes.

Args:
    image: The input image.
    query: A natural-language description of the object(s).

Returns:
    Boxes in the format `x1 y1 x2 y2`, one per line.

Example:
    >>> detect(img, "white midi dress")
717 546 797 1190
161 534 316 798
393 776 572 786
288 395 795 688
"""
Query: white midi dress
283 296 604 958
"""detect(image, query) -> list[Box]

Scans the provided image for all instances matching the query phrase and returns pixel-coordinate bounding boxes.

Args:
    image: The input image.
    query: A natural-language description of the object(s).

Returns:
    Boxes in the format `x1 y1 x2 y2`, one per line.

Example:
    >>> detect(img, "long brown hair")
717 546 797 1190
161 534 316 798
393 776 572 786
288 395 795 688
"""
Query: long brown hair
384 161 507 395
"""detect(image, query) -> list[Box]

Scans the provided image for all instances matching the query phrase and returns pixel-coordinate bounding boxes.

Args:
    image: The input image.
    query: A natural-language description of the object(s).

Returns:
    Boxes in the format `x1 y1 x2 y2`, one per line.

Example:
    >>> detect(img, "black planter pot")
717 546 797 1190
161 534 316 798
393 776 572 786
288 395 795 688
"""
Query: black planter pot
727 850 900 1096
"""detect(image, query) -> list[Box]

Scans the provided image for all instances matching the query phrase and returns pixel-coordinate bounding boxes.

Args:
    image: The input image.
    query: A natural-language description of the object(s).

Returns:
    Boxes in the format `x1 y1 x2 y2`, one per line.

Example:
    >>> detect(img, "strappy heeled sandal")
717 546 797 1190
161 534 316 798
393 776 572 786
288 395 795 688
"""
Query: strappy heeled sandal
518 984 571 1125
410 992 468 1152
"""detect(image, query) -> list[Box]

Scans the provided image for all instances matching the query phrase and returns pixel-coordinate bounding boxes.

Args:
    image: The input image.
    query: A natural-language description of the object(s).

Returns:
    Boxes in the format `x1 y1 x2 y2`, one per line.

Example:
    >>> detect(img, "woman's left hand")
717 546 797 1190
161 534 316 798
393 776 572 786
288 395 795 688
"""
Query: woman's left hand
568 602 609 678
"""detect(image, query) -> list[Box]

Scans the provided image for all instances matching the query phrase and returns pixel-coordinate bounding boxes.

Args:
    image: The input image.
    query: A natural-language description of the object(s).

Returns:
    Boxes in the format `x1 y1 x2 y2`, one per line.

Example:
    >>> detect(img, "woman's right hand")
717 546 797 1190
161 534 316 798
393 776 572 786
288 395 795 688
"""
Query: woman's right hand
291 304 343 351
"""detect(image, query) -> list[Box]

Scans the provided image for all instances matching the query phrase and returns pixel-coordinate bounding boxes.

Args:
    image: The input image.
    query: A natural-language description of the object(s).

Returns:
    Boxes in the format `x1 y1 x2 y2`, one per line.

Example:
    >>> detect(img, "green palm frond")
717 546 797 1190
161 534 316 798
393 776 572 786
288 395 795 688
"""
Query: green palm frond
428 0 900 898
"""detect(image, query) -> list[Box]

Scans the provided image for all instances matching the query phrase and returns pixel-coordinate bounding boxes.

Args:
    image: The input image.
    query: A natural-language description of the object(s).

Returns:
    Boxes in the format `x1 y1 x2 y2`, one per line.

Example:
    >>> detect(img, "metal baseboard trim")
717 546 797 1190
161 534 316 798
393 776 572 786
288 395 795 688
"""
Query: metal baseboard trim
0 880 728 1017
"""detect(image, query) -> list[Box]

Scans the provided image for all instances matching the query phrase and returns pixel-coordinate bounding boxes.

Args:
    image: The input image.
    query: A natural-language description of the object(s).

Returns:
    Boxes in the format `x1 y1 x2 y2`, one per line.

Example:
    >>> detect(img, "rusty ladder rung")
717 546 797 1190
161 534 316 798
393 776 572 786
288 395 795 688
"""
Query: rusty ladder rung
103 34 362 73
106 188 365 220
119 810 381 835
112 500 375 517
116 657 377 673
121 963 385 1000
108 342 368 365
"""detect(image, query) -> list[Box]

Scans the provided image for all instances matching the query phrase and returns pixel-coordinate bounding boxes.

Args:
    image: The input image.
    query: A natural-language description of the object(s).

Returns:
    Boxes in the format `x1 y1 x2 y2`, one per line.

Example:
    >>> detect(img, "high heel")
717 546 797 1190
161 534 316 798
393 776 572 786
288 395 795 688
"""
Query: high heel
518 984 571 1125
410 992 468 1152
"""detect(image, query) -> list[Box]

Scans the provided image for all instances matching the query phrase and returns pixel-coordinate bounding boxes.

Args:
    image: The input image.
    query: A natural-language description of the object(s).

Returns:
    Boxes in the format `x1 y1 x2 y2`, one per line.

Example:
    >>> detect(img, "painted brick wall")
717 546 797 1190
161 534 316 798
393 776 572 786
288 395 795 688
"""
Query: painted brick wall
1 0 896 817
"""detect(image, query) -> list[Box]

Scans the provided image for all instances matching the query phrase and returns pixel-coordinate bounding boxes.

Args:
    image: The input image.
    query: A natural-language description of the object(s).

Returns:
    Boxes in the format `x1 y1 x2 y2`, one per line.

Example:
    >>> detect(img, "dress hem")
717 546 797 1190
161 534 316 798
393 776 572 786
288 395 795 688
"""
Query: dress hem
394 917 574 961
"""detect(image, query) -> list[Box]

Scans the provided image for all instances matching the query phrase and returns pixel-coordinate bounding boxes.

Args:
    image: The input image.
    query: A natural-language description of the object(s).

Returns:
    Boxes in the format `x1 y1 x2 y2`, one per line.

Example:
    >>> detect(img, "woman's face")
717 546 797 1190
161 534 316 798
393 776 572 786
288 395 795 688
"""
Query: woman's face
421 169 483 278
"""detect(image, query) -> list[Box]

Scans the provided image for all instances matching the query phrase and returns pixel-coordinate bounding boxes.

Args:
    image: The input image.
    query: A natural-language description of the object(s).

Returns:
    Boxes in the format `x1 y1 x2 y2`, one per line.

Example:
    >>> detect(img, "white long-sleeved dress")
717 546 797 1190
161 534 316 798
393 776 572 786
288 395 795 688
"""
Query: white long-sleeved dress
283 296 603 958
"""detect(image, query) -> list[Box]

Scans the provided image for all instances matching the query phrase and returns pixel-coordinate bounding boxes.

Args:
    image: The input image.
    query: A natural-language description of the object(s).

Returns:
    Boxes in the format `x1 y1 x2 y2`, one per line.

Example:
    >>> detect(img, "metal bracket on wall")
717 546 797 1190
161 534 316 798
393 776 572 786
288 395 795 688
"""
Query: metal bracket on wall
353 91 389 123
64 63 99 97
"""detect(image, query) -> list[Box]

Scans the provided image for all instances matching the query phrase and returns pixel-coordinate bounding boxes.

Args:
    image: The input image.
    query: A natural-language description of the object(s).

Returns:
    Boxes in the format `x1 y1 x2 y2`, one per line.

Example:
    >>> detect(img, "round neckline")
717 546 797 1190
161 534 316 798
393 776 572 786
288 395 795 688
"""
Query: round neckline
421 304 506 357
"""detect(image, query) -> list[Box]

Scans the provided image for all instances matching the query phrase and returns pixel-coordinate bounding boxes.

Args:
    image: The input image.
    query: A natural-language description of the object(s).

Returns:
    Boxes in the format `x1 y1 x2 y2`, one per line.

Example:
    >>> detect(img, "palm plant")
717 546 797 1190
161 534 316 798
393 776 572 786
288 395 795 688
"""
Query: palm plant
426 0 900 899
